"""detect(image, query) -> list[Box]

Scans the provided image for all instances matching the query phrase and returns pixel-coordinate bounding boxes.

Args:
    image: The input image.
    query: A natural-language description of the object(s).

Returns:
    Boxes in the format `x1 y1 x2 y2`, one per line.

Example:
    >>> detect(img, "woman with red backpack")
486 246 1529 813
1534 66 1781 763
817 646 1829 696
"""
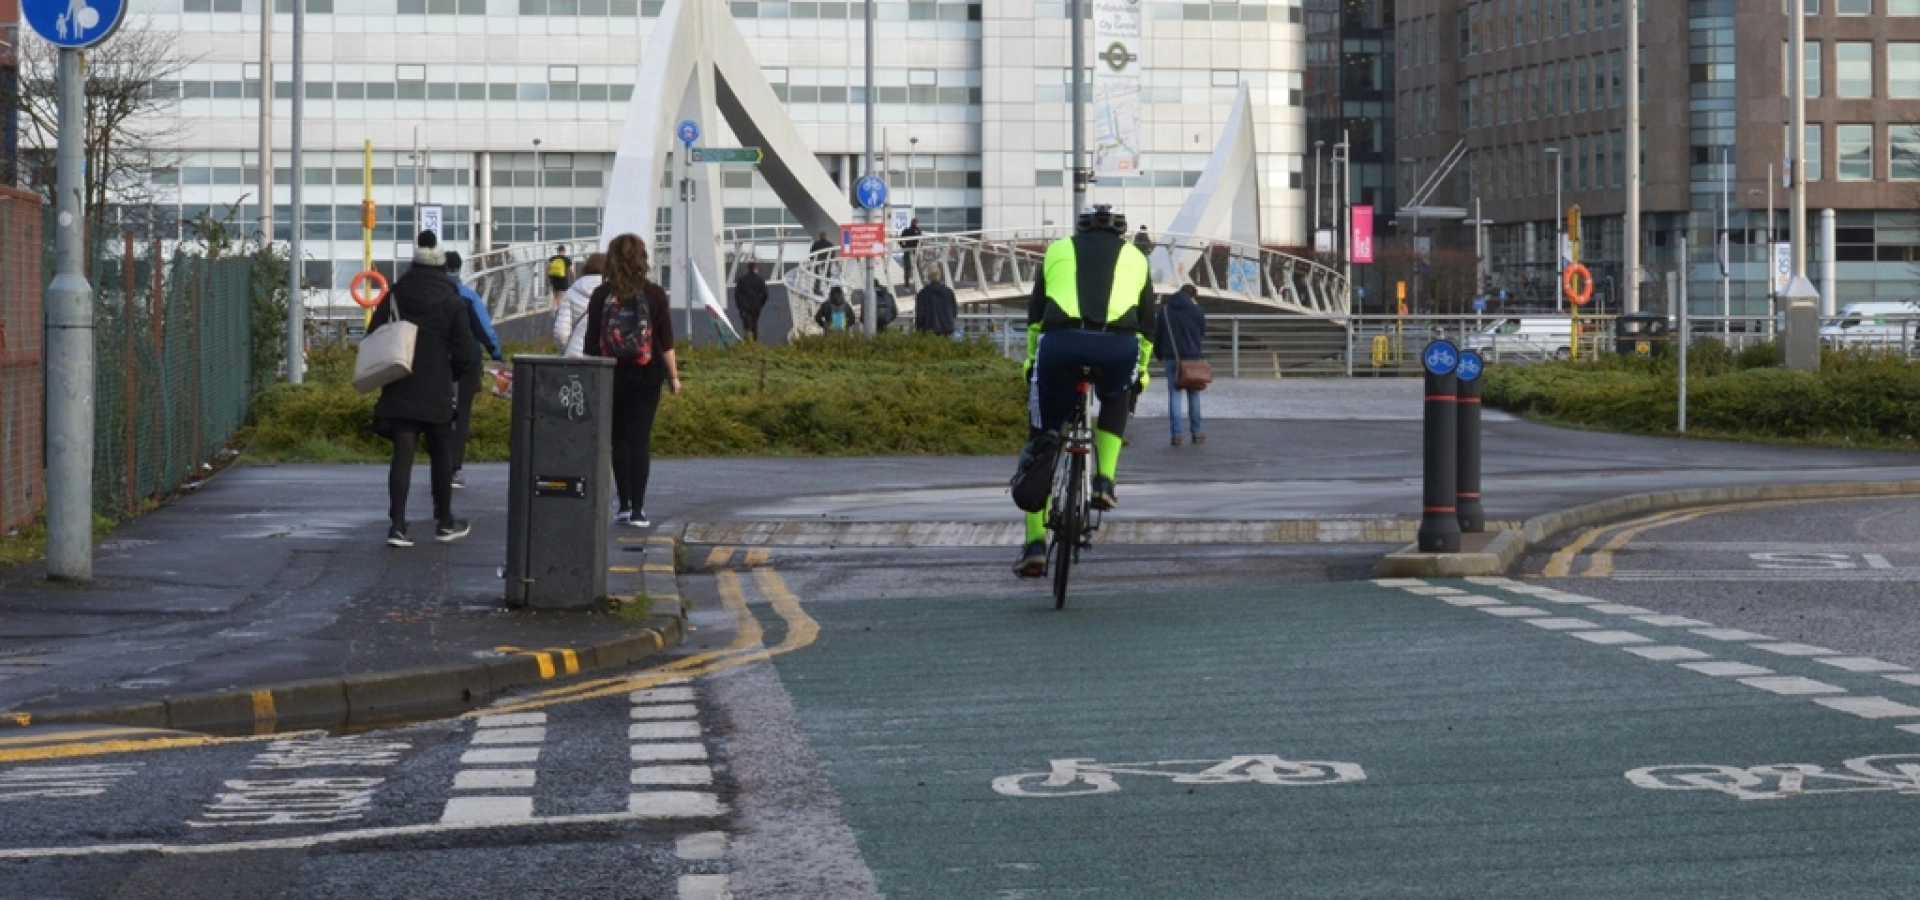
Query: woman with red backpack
584 233 682 528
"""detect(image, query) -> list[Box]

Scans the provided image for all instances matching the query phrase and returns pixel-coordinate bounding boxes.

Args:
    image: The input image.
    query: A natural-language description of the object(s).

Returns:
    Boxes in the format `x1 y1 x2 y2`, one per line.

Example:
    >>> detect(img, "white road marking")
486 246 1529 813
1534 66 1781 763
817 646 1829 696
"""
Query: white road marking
191 778 384 828
1630 615 1711 628
1403 586 1467 596
453 769 537 790
676 831 728 860
0 764 141 802
632 686 699 704
248 738 409 771
631 704 701 720
633 743 711 763
440 796 535 823
462 748 540 765
476 713 548 728
1623 646 1713 661
631 722 704 741
1587 604 1655 615
1477 606 1547 617
631 766 715 786
1886 674 1920 687
1610 570 1920 581
678 874 733 900
1372 578 1429 587
629 792 725 818
1751 642 1841 657
1738 676 1846 695
1678 661 1774 677
1690 628 1775 642
471 727 547 745
1813 697 1920 719
1817 657 1911 673
1442 596 1505 607
1527 617 1600 630
1569 630 1654 645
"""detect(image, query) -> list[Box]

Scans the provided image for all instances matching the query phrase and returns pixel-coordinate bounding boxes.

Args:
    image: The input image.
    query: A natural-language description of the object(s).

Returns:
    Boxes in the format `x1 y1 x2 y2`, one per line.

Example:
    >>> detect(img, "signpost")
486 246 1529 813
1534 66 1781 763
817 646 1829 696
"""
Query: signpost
840 223 887 259
689 147 763 164
419 204 443 240
854 175 888 332
676 120 699 336
26 0 128 580
856 174 889 211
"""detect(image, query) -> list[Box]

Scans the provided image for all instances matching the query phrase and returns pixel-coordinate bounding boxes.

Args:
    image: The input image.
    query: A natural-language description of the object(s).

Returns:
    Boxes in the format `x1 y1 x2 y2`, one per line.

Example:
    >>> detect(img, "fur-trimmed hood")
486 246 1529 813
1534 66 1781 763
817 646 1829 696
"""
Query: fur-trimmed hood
413 245 446 269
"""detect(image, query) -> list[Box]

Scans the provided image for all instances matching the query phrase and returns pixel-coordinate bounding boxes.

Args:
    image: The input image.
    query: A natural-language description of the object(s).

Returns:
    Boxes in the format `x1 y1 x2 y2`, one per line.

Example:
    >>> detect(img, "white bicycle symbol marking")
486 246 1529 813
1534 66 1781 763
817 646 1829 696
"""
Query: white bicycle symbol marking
1627 754 1920 801
991 756 1367 798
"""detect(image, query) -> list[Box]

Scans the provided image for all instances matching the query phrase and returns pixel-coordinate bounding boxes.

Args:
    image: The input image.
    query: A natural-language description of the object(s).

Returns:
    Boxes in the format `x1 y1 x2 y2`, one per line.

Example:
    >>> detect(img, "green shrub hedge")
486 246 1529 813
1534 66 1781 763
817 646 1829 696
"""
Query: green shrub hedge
237 332 1027 462
1481 342 1920 446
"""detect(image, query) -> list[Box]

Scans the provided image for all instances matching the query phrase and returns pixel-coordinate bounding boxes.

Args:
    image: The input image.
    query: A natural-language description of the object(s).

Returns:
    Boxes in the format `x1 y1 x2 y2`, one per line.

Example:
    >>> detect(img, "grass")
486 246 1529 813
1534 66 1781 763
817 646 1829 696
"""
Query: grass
1481 342 1920 449
236 332 1029 461
0 513 121 568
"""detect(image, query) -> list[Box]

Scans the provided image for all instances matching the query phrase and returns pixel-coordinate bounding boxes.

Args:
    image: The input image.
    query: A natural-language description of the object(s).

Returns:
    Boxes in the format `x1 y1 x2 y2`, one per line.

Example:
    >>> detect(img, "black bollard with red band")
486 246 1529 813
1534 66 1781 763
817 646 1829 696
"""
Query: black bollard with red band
1455 350 1485 533
1418 340 1462 552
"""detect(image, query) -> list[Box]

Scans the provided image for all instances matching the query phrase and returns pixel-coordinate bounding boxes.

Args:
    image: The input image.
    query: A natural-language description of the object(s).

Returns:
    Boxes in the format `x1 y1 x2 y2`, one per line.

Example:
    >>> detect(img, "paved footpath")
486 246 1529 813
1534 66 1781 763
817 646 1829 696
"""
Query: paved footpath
3 378 1920 735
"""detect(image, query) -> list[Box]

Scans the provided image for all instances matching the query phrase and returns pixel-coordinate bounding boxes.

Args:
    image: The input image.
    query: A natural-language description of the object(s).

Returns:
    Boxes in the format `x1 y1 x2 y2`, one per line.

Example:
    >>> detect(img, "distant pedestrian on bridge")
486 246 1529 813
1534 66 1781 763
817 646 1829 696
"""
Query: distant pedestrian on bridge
1154 283 1207 446
547 245 572 306
370 230 474 548
899 217 923 287
814 286 858 333
734 261 769 342
809 230 837 282
1134 225 1155 256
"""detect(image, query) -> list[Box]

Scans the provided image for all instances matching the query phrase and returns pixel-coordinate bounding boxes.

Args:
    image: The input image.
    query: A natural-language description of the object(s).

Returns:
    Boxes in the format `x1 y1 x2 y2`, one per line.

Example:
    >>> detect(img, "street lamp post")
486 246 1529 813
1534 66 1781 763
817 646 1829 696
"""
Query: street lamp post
1336 132 1351 309
1749 186 1767 309
908 136 918 209
532 138 543 243
1313 140 1324 249
1546 145 1562 313
1720 145 1731 338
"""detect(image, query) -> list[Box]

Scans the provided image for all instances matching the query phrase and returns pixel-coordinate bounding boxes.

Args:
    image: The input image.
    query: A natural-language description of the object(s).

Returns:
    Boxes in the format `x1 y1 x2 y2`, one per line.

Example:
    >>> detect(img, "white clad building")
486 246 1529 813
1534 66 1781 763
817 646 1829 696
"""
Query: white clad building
119 0 1307 317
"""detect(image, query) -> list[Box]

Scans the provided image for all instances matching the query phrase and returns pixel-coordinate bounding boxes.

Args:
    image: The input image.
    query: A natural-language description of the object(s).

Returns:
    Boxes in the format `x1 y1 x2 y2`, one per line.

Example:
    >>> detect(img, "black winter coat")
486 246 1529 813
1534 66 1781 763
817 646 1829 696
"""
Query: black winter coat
914 281 958 335
369 258 474 424
1153 289 1206 361
734 272 768 314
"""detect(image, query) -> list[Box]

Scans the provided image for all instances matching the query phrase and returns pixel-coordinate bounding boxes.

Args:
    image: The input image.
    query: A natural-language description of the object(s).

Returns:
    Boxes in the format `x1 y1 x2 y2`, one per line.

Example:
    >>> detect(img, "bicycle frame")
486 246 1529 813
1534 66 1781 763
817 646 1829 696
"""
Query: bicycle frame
1046 377 1100 607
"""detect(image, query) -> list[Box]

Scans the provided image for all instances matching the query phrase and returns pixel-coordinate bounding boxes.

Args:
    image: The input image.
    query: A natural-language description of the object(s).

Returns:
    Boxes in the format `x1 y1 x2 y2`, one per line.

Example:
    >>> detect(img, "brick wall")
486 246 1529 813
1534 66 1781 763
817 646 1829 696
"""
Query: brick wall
0 185 42 534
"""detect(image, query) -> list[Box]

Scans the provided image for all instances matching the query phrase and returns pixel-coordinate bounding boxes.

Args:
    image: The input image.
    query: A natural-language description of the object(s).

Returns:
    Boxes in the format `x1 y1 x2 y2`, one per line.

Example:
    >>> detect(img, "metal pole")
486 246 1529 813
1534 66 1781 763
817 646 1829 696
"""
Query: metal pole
533 137 542 243
258 2 273 246
1418 357 1460 553
1720 146 1730 338
1549 146 1563 313
1790 0 1806 283
1677 232 1688 433
287 0 305 384
1312 141 1322 244
46 49 94 580
1340 131 1351 306
683 159 694 338
863 0 877 334
1070 0 1086 216
1623 0 1640 314
362 139 373 270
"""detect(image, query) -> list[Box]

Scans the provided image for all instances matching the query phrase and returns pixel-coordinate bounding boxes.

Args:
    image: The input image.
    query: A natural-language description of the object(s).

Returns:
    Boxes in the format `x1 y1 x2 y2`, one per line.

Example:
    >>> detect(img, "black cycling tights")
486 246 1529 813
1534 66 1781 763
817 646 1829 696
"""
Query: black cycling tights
388 420 453 528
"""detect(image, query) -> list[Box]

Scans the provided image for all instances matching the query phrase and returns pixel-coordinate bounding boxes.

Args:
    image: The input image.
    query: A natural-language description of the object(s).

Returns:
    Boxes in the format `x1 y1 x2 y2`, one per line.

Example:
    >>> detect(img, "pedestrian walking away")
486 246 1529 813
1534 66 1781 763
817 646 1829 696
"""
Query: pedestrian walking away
553 252 607 358
1133 225 1155 257
809 230 837 281
914 265 960 338
443 250 505 489
369 231 475 547
1153 283 1207 446
814 286 859 333
1007 204 1155 577
734 261 769 342
872 285 898 332
899 217 923 287
547 245 572 305
584 233 682 529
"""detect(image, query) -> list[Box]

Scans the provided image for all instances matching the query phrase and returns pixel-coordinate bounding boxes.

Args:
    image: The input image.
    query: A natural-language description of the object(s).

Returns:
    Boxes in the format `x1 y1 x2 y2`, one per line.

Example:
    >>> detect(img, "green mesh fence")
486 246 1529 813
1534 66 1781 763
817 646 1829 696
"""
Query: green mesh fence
43 219 255 518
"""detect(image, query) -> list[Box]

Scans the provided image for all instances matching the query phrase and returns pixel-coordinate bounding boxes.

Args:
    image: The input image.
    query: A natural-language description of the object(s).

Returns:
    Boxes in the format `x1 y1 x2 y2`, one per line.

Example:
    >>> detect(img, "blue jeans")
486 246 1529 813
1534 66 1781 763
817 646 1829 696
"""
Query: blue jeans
1165 360 1202 437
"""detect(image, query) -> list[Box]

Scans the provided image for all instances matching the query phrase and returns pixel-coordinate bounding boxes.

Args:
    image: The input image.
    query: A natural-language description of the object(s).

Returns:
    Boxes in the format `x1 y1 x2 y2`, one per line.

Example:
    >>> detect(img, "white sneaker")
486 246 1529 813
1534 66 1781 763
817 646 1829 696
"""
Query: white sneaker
615 505 632 524
628 510 651 528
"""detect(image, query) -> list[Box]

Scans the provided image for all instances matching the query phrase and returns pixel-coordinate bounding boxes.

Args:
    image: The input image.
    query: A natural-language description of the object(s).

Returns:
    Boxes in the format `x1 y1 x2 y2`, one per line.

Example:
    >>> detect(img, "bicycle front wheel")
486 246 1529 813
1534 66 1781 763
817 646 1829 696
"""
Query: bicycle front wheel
1051 451 1085 609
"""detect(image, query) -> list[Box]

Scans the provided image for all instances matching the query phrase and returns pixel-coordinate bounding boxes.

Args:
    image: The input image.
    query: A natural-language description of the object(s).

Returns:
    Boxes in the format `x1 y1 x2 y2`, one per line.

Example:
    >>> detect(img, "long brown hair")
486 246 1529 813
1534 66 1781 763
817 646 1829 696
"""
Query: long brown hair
603 233 652 300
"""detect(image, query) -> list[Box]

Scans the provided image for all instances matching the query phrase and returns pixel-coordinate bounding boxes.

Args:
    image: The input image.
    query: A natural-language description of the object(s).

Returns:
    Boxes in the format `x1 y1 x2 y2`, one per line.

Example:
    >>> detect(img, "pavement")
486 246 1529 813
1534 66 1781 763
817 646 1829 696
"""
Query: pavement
5 377 1920 738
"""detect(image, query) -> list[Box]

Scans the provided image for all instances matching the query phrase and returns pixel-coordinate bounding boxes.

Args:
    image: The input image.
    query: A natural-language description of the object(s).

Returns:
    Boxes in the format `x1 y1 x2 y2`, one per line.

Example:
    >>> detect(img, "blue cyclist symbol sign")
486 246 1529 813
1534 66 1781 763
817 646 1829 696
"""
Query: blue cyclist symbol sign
1456 350 1484 383
23 0 128 49
1422 340 1459 377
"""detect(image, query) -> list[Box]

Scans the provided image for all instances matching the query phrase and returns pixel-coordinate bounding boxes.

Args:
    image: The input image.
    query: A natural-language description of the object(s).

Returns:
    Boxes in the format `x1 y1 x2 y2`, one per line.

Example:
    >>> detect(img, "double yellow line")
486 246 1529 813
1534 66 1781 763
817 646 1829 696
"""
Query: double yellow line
1543 498 1826 578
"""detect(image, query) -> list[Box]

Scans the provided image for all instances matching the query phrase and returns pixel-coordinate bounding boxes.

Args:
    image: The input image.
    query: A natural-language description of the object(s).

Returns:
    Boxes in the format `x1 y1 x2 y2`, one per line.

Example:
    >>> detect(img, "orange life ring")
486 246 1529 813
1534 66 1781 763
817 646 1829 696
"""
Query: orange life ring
350 270 390 309
1562 263 1593 306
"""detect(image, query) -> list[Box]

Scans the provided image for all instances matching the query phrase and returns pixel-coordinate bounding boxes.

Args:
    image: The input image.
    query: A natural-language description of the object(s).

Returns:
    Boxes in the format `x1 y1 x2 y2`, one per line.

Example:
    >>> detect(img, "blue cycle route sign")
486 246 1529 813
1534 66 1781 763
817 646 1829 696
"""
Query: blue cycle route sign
676 120 700 147
24 0 128 49
1422 340 1459 377
855 174 888 211
1456 350 1484 383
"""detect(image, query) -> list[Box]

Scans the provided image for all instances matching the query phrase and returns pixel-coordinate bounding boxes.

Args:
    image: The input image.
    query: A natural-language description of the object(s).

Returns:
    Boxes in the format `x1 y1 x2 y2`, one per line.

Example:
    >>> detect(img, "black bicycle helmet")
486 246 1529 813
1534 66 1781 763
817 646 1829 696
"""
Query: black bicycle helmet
1075 204 1128 235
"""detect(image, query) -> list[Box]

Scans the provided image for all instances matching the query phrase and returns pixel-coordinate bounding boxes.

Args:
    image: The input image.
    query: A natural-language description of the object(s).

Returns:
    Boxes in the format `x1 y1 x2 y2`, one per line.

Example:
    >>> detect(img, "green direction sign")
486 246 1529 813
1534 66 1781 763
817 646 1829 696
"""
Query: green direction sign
689 147 764 164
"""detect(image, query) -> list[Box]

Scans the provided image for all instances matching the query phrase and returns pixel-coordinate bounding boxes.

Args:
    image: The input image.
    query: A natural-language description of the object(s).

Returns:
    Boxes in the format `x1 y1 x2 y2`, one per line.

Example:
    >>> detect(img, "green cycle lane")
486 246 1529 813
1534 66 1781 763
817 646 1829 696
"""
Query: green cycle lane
761 575 1920 898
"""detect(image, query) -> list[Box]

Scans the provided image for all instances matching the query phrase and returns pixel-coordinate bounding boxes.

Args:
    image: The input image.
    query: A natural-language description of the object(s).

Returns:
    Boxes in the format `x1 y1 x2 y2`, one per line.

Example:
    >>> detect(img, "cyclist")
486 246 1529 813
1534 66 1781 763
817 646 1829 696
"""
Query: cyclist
1008 204 1155 577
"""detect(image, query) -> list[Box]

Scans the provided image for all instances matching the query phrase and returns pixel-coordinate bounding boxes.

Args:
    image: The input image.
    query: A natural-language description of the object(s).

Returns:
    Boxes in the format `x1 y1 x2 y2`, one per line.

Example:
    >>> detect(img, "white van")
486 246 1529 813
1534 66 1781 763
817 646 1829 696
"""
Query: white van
1464 316 1576 361
1820 301 1920 351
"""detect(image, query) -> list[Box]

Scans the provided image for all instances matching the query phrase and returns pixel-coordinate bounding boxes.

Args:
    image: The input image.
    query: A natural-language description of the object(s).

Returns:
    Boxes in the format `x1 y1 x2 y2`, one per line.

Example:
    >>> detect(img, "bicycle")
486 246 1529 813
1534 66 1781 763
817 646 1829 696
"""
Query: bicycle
1044 371 1100 608
991 756 1369 798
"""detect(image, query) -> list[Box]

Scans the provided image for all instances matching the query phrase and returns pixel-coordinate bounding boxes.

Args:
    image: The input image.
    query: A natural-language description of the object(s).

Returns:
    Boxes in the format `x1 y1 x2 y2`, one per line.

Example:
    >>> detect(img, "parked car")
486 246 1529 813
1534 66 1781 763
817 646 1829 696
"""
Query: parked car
1463 316 1575 361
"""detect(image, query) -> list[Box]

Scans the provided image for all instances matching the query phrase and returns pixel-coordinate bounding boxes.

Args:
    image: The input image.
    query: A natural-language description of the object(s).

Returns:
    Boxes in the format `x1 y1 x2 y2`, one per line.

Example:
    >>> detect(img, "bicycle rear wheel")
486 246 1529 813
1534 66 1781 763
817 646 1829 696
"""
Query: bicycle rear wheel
1051 450 1084 609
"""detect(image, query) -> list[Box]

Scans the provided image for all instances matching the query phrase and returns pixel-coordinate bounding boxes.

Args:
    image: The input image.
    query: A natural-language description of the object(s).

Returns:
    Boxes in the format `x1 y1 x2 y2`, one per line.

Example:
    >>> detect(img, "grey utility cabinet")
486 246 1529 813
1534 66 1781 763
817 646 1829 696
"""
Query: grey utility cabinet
504 355 613 609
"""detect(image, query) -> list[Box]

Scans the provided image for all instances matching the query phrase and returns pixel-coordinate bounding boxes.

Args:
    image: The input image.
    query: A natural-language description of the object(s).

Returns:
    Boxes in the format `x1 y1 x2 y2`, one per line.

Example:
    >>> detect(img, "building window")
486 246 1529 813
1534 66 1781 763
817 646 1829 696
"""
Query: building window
1574 58 1588 112
1838 0 1869 12
1837 124 1873 181
1803 124 1823 181
1806 42 1821 97
1837 43 1872 98
1892 125 1920 179
1891 43 1920 96
1895 0 1920 13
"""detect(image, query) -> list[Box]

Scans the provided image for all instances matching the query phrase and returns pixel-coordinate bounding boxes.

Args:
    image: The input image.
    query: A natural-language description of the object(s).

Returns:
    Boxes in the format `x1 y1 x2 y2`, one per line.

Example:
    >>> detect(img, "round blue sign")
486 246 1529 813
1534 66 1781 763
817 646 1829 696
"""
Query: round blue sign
1456 350 1484 383
1422 340 1459 377
855 175 889 211
676 120 700 146
24 0 128 49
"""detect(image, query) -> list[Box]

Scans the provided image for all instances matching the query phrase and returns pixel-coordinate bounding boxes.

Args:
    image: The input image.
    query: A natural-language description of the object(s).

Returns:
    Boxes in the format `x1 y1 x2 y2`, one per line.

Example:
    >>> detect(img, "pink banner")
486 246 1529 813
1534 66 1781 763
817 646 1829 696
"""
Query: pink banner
1350 205 1374 265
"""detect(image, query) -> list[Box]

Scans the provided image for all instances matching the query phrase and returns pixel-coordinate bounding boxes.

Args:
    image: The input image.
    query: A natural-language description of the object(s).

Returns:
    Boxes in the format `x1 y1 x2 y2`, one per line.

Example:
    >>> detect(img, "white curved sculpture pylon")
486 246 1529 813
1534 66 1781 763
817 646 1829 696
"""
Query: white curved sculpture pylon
1156 81 1263 288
